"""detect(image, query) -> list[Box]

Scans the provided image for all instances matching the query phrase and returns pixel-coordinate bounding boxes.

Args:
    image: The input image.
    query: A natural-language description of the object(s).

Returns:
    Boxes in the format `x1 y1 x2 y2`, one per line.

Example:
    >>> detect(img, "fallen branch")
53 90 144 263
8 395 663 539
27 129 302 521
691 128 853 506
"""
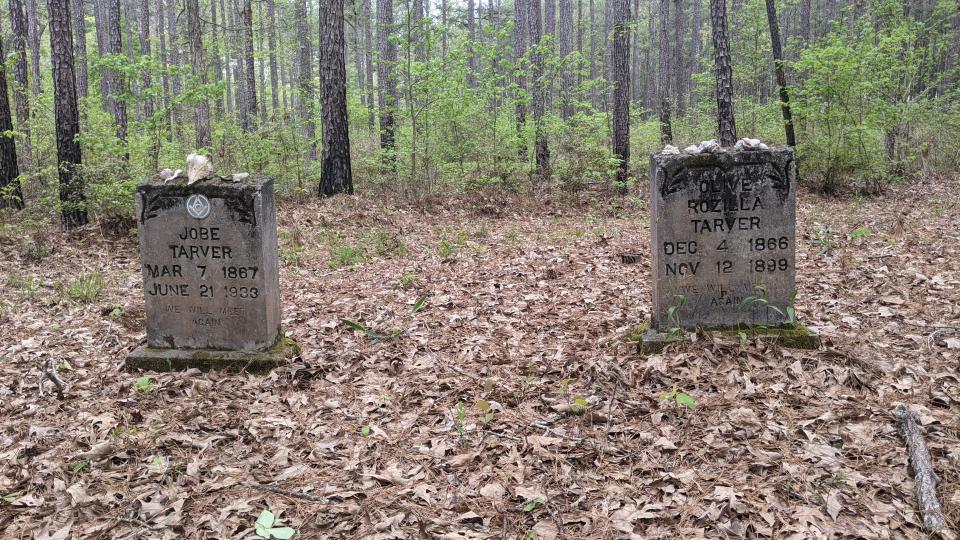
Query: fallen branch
894 404 957 540
39 359 66 399
234 483 333 504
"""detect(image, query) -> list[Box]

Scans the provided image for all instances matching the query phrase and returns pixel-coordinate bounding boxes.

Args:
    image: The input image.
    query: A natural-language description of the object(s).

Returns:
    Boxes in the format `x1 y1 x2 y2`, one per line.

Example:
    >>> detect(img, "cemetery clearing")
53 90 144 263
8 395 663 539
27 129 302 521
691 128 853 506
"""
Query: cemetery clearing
2 175 960 538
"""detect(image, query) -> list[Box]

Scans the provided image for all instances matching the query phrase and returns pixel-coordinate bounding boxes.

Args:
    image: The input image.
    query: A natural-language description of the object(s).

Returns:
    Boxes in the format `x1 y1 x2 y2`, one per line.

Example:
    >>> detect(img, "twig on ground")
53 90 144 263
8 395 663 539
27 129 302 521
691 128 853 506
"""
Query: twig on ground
234 482 334 504
894 404 957 540
39 359 66 399
600 384 619 460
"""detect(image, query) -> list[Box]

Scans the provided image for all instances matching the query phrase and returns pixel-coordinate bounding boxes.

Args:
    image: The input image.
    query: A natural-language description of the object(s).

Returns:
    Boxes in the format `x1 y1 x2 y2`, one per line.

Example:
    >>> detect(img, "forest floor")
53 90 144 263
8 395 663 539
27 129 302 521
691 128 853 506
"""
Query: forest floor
1 175 959 539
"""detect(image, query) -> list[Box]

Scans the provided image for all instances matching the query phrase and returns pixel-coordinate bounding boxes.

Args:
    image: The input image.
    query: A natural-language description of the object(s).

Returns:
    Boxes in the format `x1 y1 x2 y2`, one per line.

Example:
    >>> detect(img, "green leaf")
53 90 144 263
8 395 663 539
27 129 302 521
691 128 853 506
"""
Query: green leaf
340 318 380 340
256 510 276 529
676 393 696 410
523 498 545 512
361 425 371 437
475 399 490 413
411 295 428 314
571 395 588 414
268 526 297 539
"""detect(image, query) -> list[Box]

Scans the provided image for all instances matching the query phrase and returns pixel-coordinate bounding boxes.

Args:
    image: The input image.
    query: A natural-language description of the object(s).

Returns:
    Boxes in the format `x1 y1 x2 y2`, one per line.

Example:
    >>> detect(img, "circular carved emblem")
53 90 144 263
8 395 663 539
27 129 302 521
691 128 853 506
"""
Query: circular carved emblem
185 194 211 219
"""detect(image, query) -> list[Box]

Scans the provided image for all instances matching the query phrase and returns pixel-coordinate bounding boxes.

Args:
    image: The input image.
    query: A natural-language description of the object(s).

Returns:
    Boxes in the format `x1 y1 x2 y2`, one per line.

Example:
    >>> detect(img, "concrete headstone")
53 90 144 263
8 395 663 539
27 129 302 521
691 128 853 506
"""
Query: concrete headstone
126 174 296 371
648 147 797 330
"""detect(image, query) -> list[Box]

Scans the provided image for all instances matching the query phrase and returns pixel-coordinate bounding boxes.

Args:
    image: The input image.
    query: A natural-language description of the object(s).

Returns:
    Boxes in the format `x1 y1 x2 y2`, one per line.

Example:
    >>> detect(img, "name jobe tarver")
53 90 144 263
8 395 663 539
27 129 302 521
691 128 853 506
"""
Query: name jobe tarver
135 176 281 351
649 148 797 330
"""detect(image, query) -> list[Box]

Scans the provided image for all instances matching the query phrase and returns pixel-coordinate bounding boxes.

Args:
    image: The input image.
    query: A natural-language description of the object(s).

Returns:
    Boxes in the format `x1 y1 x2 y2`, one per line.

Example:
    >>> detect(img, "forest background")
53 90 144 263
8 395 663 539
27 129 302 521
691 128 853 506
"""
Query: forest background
0 0 958 229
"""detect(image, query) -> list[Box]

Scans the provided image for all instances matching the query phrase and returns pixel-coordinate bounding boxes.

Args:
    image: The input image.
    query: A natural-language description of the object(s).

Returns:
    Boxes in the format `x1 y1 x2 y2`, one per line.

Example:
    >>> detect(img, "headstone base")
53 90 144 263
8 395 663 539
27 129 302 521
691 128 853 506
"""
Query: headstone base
638 324 821 354
125 336 300 372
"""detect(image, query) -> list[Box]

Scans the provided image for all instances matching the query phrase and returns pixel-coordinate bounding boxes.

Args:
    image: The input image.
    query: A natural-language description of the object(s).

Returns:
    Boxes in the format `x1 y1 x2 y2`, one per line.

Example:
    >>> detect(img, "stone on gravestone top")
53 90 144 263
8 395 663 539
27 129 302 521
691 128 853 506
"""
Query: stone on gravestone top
126 173 296 371
649 146 797 331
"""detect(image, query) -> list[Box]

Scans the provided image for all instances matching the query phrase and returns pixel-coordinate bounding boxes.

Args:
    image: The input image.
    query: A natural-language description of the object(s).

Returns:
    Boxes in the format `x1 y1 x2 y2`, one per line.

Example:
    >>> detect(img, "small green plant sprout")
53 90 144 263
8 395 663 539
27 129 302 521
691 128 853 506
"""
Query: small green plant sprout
455 402 467 434
411 295 428 314
65 272 105 303
399 270 418 289
340 318 380 341
659 389 696 410
476 400 494 425
850 226 872 239
72 459 90 473
254 509 296 539
570 394 589 415
812 226 837 251
1 492 19 505
135 376 153 393
740 286 797 325
361 425 372 437
523 497 546 513
438 238 457 260
666 294 685 337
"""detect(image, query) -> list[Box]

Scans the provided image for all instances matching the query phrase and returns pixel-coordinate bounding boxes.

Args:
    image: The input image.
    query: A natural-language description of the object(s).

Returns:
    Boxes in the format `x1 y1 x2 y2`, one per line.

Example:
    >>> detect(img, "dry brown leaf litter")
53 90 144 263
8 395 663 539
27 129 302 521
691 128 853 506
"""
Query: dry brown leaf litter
1 176 958 539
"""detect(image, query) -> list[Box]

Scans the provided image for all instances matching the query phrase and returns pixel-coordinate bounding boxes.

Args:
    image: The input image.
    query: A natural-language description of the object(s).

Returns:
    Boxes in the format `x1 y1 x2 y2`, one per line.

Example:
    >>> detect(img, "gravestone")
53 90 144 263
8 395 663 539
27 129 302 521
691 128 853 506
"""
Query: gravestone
125 174 298 371
641 146 819 351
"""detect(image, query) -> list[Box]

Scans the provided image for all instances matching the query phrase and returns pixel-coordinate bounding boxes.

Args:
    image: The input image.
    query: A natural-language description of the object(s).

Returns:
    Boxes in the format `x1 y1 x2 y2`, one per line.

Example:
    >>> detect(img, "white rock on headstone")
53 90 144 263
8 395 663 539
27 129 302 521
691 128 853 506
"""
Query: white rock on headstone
662 145 680 155
683 145 700 154
186 153 214 185
697 140 721 153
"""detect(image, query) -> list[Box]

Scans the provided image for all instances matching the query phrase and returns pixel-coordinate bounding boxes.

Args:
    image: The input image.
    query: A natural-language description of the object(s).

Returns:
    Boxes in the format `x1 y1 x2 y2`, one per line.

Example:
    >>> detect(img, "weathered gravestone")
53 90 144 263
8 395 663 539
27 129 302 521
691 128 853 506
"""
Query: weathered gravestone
640 145 820 352
125 174 298 371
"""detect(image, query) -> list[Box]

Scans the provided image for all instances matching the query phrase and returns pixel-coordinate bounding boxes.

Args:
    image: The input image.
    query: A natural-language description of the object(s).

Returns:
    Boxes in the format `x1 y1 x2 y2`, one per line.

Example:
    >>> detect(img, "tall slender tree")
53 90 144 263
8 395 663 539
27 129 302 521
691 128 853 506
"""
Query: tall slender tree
363 0 375 130
466 0 477 87
105 0 128 144
8 0 32 165
673 0 685 116
559 0 574 118
528 0 549 180
657 0 672 143
209 0 224 117
186 0 211 148
48 0 87 227
513 0 527 160
319 0 353 195
764 0 795 146
710 0 736 146
0 35 25 209
377 0 398 161
267 0 280 113
27 0 42 95
611 0 629 189
295 0 316 159
157 0 173 138
256 0 266 118
240 0 258 130
71 0 88 99
690 0 702 111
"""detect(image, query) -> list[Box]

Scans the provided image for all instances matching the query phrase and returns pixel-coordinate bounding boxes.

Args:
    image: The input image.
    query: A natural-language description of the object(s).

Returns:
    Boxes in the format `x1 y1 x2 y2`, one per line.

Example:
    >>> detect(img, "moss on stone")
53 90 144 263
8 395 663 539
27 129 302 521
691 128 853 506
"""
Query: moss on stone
635 322 821 355
125 336 300 373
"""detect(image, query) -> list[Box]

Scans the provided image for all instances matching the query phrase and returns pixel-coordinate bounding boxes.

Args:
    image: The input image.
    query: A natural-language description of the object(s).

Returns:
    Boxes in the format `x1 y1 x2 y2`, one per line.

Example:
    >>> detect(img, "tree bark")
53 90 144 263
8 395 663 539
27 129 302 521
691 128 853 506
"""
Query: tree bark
277 0 288 112
256 0 266 119
690 0 702 111
377 0 397 161
8 0 32 164
799 0 810 45
0 35 25 209
167 0 181 103
588 0 595 107
630 0 639 104
157 0 173 139
657 0 672 144
643 0 655 114
764 0 795 146
267 0 280 114
576 0 583 85
48 0 87 227
528 0 550 181
185 0 211 148
27 0 42 95
467 0 477 87
137 0 153 121
318 0 354 195
122 0 137 119
364 0 375 130
710 0 736 146
209 0 224 118
220 0 233 117
440 0 447 58
295 0 316 159
95 0 110 110
513 0 527 160
611 0 629 189
105 0 128 144
673 0 685 117
240 0 258 130
559 0 574 118
71 0 89 99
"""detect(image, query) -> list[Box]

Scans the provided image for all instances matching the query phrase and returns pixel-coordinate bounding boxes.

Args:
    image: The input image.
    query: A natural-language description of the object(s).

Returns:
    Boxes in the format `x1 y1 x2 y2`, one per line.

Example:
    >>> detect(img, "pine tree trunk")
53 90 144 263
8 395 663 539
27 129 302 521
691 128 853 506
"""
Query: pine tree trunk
576 0 583 85
377 0 397 160
545 0 556 112
611 0 629 189
185 0 211 148
764 0 795 146
630 0 639 104
95 0 110 111
602 0 611 111
240 0 258 130
319 0 354 195
137 0 154 122
221 0 233 116
48 0 88 227
123 0 138 120
799 0 810 44
267 0 279 113
277 0 288 113
690 0 702 111
440 0 447 58
209 0 224 118
559 0 574 118
27 0 42 95
256 0 266 119
295 0 316 159
8 0 32 166
588 0 596 107
673 0 685 116
167 0 181 103
643 0 655 115
105 0 128 144
71 0 89 99
0 35 25 209
528 0 550 181
157 0 173 139
467 0 477 87
710 0 736 146
364 0 375 130
514 0 527 160
657 0 672 144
